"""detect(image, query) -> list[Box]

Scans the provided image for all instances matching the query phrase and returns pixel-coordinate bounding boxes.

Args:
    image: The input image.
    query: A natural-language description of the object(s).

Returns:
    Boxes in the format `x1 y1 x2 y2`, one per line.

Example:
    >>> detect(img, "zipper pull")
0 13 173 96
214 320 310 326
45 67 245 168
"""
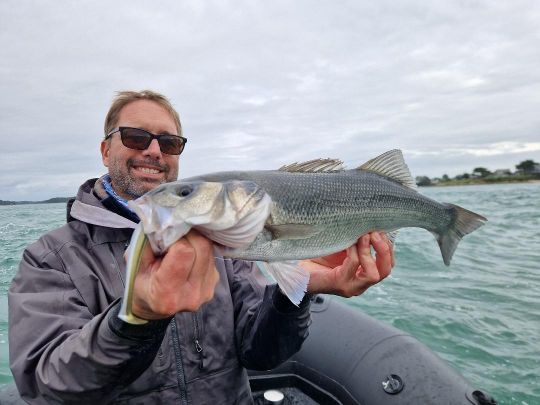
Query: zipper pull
194 339 204 370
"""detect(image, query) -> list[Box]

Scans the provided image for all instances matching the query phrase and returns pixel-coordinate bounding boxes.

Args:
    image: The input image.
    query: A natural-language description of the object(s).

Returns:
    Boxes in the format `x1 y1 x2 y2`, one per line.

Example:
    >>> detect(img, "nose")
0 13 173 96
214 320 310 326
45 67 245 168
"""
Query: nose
142 139 162 158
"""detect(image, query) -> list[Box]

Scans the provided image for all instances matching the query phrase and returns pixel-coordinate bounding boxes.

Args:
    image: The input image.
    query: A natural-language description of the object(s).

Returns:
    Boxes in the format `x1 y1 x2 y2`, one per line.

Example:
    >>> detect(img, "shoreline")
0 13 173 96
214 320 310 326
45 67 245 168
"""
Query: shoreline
425 179 540 187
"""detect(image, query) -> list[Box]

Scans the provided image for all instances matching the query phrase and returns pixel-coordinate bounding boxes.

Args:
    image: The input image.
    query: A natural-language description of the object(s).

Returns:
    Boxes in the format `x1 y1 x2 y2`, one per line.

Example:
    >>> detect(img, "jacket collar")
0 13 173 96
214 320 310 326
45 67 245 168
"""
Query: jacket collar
68 177 138 229
70 200 137 229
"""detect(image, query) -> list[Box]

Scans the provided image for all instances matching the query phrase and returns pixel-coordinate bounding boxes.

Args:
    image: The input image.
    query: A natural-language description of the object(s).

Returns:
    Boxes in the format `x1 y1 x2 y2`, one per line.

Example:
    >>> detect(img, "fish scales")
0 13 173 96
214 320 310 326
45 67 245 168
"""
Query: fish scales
188 169 455 261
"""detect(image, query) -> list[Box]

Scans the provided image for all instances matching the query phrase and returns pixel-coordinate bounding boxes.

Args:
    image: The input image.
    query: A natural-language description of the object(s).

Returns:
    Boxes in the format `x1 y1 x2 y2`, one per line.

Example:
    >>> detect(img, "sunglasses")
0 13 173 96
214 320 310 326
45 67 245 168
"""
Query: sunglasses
105 127 187 155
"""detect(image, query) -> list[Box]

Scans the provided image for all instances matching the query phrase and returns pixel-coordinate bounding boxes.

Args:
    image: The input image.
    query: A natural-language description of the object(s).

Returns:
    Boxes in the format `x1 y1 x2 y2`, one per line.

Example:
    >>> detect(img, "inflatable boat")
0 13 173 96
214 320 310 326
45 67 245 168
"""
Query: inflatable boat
249 295 497 404
0 295 497 404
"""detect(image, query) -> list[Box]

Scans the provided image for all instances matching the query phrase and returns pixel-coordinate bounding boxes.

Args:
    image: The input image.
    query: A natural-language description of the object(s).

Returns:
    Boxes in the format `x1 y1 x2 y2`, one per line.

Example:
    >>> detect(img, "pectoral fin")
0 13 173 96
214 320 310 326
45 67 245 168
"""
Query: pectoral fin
258 261 310 306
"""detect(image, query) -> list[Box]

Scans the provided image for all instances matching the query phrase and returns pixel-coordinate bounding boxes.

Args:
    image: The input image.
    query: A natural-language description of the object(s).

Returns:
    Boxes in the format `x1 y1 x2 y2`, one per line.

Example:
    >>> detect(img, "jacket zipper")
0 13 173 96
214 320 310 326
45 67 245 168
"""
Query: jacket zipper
114 241 189 403
192 313 204 370
170 318 188 405
111 243 127 289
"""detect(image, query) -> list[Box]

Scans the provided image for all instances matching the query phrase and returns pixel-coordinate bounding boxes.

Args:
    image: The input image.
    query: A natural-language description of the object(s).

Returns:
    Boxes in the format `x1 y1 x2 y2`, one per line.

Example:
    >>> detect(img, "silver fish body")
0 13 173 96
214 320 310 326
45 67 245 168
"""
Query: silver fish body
122 150 487 309
187 168 469 264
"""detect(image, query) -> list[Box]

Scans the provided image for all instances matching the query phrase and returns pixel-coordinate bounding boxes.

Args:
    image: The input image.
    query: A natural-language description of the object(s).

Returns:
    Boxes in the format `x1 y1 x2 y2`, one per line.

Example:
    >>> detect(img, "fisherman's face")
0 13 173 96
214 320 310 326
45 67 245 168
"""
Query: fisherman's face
100 100 180 200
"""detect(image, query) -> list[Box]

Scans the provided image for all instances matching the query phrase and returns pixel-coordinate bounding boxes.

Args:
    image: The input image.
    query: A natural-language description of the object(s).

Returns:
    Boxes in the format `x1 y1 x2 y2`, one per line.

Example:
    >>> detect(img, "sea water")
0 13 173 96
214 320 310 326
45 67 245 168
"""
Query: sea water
1 183 539 404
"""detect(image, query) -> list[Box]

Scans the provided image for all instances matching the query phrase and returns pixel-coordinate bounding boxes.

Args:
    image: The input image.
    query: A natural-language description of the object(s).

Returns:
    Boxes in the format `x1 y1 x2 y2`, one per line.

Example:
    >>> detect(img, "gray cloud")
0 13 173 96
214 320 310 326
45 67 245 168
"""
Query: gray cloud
1 0 539 200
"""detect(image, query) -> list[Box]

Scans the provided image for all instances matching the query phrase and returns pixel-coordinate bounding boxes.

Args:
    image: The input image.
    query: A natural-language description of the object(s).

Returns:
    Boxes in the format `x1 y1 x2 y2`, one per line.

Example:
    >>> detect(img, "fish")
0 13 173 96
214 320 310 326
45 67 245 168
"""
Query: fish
118 149 487 322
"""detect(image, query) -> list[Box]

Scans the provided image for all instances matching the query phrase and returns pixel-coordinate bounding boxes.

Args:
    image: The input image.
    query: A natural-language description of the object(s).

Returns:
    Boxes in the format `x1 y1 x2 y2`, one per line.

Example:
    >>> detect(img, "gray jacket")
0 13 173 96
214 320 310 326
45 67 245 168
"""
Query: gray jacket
8 178 311 404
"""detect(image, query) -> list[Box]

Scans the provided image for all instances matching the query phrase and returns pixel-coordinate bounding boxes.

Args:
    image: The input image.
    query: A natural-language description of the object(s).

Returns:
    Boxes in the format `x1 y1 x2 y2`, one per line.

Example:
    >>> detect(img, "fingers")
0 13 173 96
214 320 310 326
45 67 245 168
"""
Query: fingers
336 235 372 297
158 238 196 283
383 233 396 268
345 232 394 296
133 230 219 318
356 234 382 282
370 232 393 280
161 230 213 282
302 232 395 297
179 230 219 307
190 233 220 302
342 241 360 273
311 250 349 268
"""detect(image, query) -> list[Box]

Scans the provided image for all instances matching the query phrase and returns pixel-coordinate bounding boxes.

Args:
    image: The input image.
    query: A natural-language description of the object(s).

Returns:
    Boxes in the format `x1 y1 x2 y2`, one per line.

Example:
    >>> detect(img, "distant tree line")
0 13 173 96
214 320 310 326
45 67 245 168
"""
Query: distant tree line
415 159 540 186
0 197 72 206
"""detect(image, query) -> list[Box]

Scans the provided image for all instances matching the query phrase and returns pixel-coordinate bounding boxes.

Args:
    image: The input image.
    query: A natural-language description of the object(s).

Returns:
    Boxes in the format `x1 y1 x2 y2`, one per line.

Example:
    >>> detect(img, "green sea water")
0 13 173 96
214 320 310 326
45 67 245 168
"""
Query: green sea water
1 183 539 404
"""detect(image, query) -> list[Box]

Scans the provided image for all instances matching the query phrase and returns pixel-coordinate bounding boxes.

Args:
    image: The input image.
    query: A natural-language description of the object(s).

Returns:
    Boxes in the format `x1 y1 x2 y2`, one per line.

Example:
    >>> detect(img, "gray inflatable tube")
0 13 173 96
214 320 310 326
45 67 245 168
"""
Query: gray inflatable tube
249 295 497 405
0 295 497 404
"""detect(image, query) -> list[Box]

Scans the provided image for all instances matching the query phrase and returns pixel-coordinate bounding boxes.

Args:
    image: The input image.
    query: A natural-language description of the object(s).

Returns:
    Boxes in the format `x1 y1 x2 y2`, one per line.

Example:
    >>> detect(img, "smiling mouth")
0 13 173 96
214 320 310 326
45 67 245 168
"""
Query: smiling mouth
130 160 167 177
134 166 162 175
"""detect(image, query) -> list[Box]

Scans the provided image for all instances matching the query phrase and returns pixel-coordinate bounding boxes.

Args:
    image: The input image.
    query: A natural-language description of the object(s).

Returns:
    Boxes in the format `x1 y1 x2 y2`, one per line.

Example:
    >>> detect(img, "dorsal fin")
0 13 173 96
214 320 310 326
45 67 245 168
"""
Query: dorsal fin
359 149 417 189
279 158 344 173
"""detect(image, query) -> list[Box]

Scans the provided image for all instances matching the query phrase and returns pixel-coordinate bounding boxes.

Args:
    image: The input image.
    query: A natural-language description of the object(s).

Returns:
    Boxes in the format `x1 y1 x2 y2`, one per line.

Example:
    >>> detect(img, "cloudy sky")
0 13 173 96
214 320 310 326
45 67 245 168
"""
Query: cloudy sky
1 0 539 201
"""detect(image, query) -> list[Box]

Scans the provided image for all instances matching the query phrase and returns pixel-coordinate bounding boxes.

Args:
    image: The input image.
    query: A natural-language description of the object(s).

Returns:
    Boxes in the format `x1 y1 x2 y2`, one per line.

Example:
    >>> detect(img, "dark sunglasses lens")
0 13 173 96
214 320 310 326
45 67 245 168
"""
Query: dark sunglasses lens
119 128 185 155
120 128 151 150
158 136 185 155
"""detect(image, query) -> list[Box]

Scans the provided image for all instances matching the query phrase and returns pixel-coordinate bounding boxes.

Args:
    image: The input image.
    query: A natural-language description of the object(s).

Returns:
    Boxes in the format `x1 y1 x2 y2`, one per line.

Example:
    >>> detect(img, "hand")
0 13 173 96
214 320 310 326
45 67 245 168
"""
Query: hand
300 232 394 297
131 230 220 320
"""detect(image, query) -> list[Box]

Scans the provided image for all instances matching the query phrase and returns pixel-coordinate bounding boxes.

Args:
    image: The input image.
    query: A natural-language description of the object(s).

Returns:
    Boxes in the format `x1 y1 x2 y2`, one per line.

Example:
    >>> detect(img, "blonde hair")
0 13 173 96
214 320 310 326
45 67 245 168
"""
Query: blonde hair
103 90 182 138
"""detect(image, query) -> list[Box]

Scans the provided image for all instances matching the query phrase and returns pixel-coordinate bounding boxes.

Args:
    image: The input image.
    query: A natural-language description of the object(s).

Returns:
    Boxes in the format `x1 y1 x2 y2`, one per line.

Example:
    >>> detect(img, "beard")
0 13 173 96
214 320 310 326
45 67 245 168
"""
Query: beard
108 156 178 199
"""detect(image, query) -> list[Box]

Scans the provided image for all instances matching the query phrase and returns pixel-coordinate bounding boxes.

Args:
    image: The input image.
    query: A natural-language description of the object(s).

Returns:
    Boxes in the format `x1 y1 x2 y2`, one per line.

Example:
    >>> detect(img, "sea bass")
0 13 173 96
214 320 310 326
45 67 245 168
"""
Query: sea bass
119 150 486 322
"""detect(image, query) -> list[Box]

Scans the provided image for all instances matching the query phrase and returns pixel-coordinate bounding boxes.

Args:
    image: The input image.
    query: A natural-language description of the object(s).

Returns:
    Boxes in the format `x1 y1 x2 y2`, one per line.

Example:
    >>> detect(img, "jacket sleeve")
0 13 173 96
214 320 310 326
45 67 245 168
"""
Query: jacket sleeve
8 239 170 404
229 260 312 370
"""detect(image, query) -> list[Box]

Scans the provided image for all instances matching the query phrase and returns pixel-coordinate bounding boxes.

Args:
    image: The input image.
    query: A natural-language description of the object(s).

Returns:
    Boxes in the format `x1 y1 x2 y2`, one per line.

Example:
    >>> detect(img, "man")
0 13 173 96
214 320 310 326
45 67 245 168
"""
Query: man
9 90 393 404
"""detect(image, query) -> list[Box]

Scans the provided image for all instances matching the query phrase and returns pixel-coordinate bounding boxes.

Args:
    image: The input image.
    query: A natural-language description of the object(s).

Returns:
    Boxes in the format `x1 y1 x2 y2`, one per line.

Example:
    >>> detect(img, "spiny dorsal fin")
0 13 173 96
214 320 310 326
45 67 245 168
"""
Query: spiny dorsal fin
279 158 344 173
359 149 417 190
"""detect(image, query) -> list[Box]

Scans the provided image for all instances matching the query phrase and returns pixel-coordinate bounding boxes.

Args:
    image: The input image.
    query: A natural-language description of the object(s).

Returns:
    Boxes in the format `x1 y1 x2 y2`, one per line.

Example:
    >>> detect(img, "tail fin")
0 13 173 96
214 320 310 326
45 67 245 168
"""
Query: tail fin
437 204 487 266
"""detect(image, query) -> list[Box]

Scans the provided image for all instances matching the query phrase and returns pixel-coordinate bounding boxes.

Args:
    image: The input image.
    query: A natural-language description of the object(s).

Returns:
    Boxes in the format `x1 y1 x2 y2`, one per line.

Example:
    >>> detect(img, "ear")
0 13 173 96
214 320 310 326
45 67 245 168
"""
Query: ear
100 140 110 167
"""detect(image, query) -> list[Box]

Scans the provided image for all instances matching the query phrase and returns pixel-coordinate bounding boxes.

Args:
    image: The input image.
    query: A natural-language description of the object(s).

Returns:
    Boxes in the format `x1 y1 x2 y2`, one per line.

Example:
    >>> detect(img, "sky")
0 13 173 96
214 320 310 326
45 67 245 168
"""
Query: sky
1 0 539 201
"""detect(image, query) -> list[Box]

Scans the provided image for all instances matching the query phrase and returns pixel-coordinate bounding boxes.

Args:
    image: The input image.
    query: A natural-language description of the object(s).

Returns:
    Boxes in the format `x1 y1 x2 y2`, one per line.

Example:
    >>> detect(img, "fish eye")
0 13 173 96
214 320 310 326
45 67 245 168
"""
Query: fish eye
178 185 193 197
